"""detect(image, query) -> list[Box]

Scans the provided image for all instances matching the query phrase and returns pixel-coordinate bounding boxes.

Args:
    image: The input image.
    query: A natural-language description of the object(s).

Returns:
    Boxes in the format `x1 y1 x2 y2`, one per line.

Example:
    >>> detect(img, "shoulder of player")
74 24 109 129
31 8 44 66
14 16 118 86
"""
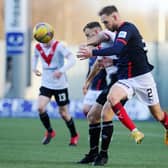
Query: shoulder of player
117 22 138 38
34 42 40 48
120 22 138 32
53 40 66 51
99 29 116 41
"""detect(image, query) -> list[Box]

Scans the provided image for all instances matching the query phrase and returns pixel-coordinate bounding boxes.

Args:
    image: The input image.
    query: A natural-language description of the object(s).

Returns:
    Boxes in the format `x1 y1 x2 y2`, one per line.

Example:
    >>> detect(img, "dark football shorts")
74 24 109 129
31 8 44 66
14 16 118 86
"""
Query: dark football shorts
96 85 111 105
39 86 70 106
96 73 118 105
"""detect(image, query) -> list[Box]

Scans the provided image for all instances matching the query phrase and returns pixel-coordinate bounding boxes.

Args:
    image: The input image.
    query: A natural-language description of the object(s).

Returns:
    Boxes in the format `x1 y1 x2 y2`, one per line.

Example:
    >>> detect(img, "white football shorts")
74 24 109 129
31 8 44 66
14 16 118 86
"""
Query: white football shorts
83 89 102 105
115 72 159 106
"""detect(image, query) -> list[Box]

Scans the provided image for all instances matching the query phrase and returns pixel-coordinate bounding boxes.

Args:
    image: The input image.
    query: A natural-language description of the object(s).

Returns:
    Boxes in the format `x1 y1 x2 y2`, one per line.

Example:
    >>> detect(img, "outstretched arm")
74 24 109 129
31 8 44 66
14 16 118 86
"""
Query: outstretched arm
77 27 132 59
87 31 109 46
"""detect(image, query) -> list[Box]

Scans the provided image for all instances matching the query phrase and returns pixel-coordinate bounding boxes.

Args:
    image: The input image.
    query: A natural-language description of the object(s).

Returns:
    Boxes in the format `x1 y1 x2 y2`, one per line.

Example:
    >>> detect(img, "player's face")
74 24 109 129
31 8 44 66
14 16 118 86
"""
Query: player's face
84 27 101 40
100 13 117 32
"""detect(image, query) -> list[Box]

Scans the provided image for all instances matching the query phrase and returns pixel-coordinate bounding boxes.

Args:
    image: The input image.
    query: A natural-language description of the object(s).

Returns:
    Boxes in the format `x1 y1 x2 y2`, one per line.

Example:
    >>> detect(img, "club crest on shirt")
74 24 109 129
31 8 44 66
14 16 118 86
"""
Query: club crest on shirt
118 31 127 38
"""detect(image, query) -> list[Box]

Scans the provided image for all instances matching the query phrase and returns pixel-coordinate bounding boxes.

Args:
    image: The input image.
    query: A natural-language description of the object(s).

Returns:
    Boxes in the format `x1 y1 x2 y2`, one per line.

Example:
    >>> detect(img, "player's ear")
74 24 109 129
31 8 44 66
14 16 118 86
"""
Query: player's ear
114 14 117 20
112 12 118 21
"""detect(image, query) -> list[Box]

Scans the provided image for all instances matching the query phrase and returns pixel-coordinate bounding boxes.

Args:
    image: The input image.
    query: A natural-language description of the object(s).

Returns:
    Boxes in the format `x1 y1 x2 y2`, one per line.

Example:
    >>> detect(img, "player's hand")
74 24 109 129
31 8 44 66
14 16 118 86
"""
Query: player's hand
53 70 62 78
77 45 93 60
34 70 42 76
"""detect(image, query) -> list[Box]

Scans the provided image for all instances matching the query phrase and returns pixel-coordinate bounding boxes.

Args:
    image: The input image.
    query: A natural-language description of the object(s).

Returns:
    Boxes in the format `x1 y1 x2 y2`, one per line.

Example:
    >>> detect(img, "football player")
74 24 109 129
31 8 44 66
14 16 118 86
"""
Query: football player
77 5 168 165
78 21 143 166
82 22 107 116
32 23 79 146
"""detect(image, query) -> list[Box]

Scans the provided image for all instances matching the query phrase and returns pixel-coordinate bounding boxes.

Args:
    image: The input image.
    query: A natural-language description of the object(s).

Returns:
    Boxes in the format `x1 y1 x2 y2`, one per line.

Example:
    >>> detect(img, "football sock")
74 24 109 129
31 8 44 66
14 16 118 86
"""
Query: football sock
112 102 136 131
89 123 101 153
39 112 53 132
161 112 168 129
121 98 127 106
101 121 113 152
66 118 77 137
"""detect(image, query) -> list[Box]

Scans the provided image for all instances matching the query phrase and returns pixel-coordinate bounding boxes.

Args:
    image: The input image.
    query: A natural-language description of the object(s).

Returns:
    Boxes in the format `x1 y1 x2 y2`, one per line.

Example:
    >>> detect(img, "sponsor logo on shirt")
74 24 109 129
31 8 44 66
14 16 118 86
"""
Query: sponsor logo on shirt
118 31 127 38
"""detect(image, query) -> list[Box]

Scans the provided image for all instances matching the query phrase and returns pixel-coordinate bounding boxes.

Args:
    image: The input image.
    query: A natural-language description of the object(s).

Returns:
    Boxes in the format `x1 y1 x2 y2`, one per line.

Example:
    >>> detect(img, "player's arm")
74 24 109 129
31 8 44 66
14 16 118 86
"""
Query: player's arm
92 27 132 56
59 52 76 73
53 43 76 78
83 59 103 93
53 52 75 78
77 26 132 59
87 31 112 46
59 43 76 73
32 49 41 76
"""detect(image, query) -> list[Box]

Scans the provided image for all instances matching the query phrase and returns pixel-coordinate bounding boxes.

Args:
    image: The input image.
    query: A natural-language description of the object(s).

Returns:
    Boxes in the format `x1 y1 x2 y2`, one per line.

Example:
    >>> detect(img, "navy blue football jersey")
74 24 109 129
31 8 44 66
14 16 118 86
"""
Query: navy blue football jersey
93 22 154 79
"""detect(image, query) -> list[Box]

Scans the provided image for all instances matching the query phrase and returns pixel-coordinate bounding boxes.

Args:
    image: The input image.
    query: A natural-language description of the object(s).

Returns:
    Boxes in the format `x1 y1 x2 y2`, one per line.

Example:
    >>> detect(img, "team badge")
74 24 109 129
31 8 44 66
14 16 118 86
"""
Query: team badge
118 31 127 38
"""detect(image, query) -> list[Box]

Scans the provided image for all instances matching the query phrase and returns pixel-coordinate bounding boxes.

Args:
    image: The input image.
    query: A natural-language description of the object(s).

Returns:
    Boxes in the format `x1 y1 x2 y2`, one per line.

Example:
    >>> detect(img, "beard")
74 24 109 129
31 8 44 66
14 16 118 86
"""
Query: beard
107 24 117 32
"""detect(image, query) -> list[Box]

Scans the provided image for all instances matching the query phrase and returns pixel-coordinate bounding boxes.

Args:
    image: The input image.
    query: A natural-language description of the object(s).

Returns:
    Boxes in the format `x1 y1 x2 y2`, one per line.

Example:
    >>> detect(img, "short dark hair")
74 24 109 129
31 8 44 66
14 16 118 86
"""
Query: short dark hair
99 5 118 16
83 21 102 32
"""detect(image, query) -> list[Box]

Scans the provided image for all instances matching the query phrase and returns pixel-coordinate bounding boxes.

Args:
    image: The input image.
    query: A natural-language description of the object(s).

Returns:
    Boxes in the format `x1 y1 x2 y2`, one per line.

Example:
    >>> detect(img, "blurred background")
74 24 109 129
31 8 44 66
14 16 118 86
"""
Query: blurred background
0 0 168 119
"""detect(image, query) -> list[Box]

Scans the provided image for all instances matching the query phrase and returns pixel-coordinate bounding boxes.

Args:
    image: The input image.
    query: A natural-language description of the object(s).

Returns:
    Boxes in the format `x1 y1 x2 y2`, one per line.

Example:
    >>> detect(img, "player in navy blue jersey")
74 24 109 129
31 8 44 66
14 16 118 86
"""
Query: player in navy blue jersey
78 21 144 166
77 5 168 166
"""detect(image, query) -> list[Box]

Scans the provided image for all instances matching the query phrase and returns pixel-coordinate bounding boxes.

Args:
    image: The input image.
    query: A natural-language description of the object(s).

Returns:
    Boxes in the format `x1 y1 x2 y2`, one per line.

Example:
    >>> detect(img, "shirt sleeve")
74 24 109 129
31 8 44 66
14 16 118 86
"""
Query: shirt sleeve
32 48 39 71
92 25 133 56
58 43 76 73
101 30 116 42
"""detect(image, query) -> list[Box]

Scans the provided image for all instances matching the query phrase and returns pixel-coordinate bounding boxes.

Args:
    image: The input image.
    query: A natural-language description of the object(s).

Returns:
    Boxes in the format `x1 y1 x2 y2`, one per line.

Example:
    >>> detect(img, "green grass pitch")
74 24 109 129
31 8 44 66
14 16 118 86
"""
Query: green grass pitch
0 118 167 168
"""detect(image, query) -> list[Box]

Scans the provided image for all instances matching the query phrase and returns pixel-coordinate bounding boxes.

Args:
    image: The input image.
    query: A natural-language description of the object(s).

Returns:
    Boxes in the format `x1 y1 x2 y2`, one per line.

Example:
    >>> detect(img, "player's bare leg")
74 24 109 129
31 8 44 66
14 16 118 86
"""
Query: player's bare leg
107 84 144 144
149 104 168 145
78 103 102 164
38 95 56 145
83 104 92 117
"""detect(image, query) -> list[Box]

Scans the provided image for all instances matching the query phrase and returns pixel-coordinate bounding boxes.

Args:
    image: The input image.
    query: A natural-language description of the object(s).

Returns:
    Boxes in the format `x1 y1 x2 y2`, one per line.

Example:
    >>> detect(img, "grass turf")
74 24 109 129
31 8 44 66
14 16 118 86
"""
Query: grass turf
0 118 167 168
